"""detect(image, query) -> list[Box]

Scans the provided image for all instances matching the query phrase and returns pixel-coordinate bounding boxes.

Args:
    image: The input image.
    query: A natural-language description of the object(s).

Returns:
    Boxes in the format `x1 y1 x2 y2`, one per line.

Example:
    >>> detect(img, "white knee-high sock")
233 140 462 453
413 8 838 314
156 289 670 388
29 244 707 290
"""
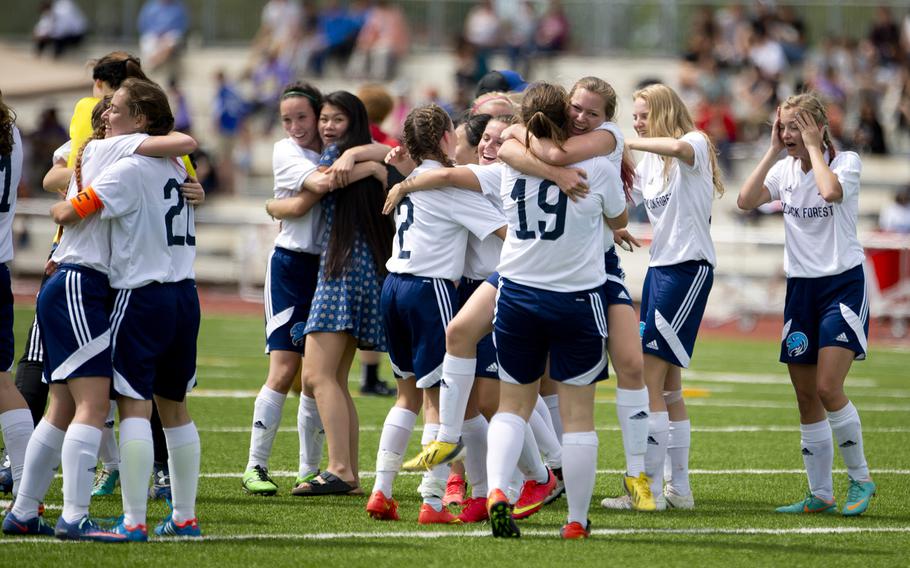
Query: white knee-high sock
438 355 476 443
517 422 549 483
372 406 417 497
644 412 669 498
98 401 119 471
119 417 154 527
61 423 102 523
542 394 563 442
531 396 562 469
800 420 834 501
827 401 870 482
462 414 488 498
486 412 526 495
562 431 598 526
11 419 64 520
419 423 445 509
0 408 34 495
297 395 324 478
615 387 649 477
667 419 691 495
164 422 201 524
246 386 286 470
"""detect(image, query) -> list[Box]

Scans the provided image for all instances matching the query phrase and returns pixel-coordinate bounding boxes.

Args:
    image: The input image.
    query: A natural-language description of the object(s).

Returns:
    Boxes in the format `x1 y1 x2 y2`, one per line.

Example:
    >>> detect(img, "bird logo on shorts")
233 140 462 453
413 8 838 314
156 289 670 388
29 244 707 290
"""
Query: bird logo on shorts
639 322 646 338
786 331 809 357
290 322 307 347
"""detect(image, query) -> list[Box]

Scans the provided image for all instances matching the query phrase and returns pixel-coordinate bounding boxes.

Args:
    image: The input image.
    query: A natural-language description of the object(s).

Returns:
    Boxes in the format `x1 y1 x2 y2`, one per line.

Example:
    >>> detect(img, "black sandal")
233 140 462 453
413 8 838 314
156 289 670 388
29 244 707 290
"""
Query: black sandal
290 471 355 496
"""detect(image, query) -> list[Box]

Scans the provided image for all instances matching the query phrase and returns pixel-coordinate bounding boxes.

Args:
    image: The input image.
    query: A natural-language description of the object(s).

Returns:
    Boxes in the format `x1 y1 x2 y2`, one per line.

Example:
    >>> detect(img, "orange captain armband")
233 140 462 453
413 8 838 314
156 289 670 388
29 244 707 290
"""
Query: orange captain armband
70 187 104 218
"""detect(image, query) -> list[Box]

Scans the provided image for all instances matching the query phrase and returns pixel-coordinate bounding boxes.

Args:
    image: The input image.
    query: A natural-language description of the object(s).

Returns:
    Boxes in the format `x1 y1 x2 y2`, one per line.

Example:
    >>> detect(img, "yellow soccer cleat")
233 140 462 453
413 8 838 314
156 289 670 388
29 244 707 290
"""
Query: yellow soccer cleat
624 473 657 512
401 439 465 472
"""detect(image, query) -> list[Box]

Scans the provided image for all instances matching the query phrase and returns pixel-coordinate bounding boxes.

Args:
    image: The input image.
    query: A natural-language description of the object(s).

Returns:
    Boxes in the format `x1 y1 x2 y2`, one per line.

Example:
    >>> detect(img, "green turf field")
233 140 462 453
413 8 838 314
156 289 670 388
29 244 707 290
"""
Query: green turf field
2 306 909 567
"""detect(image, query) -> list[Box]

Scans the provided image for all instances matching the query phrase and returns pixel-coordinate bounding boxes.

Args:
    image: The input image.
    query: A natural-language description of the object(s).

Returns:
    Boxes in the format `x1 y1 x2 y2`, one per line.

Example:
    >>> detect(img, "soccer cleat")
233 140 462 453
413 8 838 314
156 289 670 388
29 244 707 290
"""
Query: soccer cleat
457 497 489 523
487 489 520 538
111 521 148 542
664 484 695 510
149 464 172 500
0 452 12 494
360 382 395 396
443 473 466 507
55 515 128 542
402 440 466 472
155 514 202 537
417 503 462 524
543 467 565 505
513 468 557 519
560 520 591 540
92 468 120 496
623 473 657 511
366 490 399 521
775 493 838 514
293 471 319 487
241 465 278 496
842 477 876 517
2 511 55 536
601 493 667 511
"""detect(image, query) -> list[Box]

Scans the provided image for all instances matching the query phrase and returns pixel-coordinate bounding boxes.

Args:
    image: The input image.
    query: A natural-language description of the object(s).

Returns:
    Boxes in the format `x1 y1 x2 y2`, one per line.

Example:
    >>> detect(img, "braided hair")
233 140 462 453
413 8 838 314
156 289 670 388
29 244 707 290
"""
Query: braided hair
403 104 454 167
73 96 112 192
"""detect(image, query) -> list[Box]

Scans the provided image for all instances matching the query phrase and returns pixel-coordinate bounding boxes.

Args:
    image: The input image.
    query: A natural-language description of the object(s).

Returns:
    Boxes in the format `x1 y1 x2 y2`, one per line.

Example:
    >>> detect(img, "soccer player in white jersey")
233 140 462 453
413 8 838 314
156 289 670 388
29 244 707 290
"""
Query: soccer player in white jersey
2 94 196 541
737 92 876 516
623 83 724 511
51 79 204 540
0 92 35 508
498 77 656 512
367 104 507 524
383 114 584 522
485 82 628 540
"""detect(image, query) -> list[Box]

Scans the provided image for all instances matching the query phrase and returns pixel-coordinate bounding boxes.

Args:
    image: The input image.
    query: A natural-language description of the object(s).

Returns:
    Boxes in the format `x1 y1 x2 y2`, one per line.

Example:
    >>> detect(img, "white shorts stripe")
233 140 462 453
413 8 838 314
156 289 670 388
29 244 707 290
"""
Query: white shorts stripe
671 265 708 333
50 330 111 382
839 302 868 355
589 293 608 338
432 279 452 327
73 272 93 348
27 317 42 361
64 272 88 347
264 249 275 319
265 307 294 340
562 340 608 386
109 289 131 355
655 309 691 368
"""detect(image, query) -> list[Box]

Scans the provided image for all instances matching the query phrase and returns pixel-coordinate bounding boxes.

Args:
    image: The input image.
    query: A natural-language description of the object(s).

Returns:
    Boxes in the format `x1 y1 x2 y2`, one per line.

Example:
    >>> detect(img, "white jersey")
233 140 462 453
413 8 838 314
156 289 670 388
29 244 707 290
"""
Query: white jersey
764 151 865 278
94 155 194 289
53 140 71 165
497 156 626 292
597 121 625 253
271 137 323 254
0 126 23 264
51 133 148 273
463 162 505 279
386 160 506 281
631 131 716 268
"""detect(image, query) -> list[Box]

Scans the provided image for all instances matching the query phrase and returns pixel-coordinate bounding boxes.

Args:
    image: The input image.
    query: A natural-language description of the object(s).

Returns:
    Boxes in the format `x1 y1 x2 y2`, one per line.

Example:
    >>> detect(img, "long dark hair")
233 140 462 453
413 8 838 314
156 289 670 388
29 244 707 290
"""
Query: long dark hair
322 91 393 278
0 89 15 157
91 51 148 90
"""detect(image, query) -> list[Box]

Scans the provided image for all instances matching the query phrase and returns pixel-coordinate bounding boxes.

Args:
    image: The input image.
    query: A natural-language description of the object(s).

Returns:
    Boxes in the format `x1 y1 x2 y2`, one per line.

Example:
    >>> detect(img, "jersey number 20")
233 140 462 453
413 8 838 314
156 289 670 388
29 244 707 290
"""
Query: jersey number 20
163 178 196 246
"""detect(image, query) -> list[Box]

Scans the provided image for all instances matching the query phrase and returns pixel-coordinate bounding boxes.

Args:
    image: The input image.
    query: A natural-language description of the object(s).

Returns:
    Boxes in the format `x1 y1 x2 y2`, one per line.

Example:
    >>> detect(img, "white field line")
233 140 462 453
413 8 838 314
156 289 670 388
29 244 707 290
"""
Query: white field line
199 468 910 479
194 425 910 434
188 390 910 412
3 527 910 544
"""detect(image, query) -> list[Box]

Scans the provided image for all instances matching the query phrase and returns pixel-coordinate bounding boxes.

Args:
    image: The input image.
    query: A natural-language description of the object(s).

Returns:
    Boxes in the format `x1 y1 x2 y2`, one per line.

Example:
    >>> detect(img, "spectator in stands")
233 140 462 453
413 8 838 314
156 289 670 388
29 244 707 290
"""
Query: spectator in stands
248 48 293 135
869 6 902 67
26 107 67 196
137 0 189 73
168 78 192 134
879 185 910 233
253 0 303 62
357 83 399 147
748 20 788 81
33 0 88 59
535 0 569 54
772 6 807 65
348 0 410 81
506 0 537 78
310 0 366 77
463 0 500 82
475 69 527 98
854 95 888 155
212 69 247 194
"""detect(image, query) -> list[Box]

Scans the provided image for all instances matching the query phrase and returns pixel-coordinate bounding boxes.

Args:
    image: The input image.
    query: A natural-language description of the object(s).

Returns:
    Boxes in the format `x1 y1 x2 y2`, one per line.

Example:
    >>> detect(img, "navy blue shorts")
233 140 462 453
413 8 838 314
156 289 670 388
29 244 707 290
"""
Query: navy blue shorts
459 276 498 379
494 278 608 386
381 273 457 388
640 260 713 368
603 249 633 307
110 280 200 401
36 264 112 382
485 271 500 288
264 247 320 353
781 264 868 364
0 264 13 371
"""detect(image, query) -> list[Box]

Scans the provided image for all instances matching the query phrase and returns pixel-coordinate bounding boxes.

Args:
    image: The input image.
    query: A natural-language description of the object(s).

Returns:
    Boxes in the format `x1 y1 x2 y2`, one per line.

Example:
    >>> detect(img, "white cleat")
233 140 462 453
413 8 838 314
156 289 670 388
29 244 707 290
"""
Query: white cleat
664 485 695 510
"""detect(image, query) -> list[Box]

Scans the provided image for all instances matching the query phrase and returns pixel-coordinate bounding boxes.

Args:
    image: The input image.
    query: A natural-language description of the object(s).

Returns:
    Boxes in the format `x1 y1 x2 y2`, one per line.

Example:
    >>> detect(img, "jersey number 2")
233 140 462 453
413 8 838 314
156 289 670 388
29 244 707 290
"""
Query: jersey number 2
396 196 414 259
163 178 196 246
0 154 12 213
510 179 567 240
